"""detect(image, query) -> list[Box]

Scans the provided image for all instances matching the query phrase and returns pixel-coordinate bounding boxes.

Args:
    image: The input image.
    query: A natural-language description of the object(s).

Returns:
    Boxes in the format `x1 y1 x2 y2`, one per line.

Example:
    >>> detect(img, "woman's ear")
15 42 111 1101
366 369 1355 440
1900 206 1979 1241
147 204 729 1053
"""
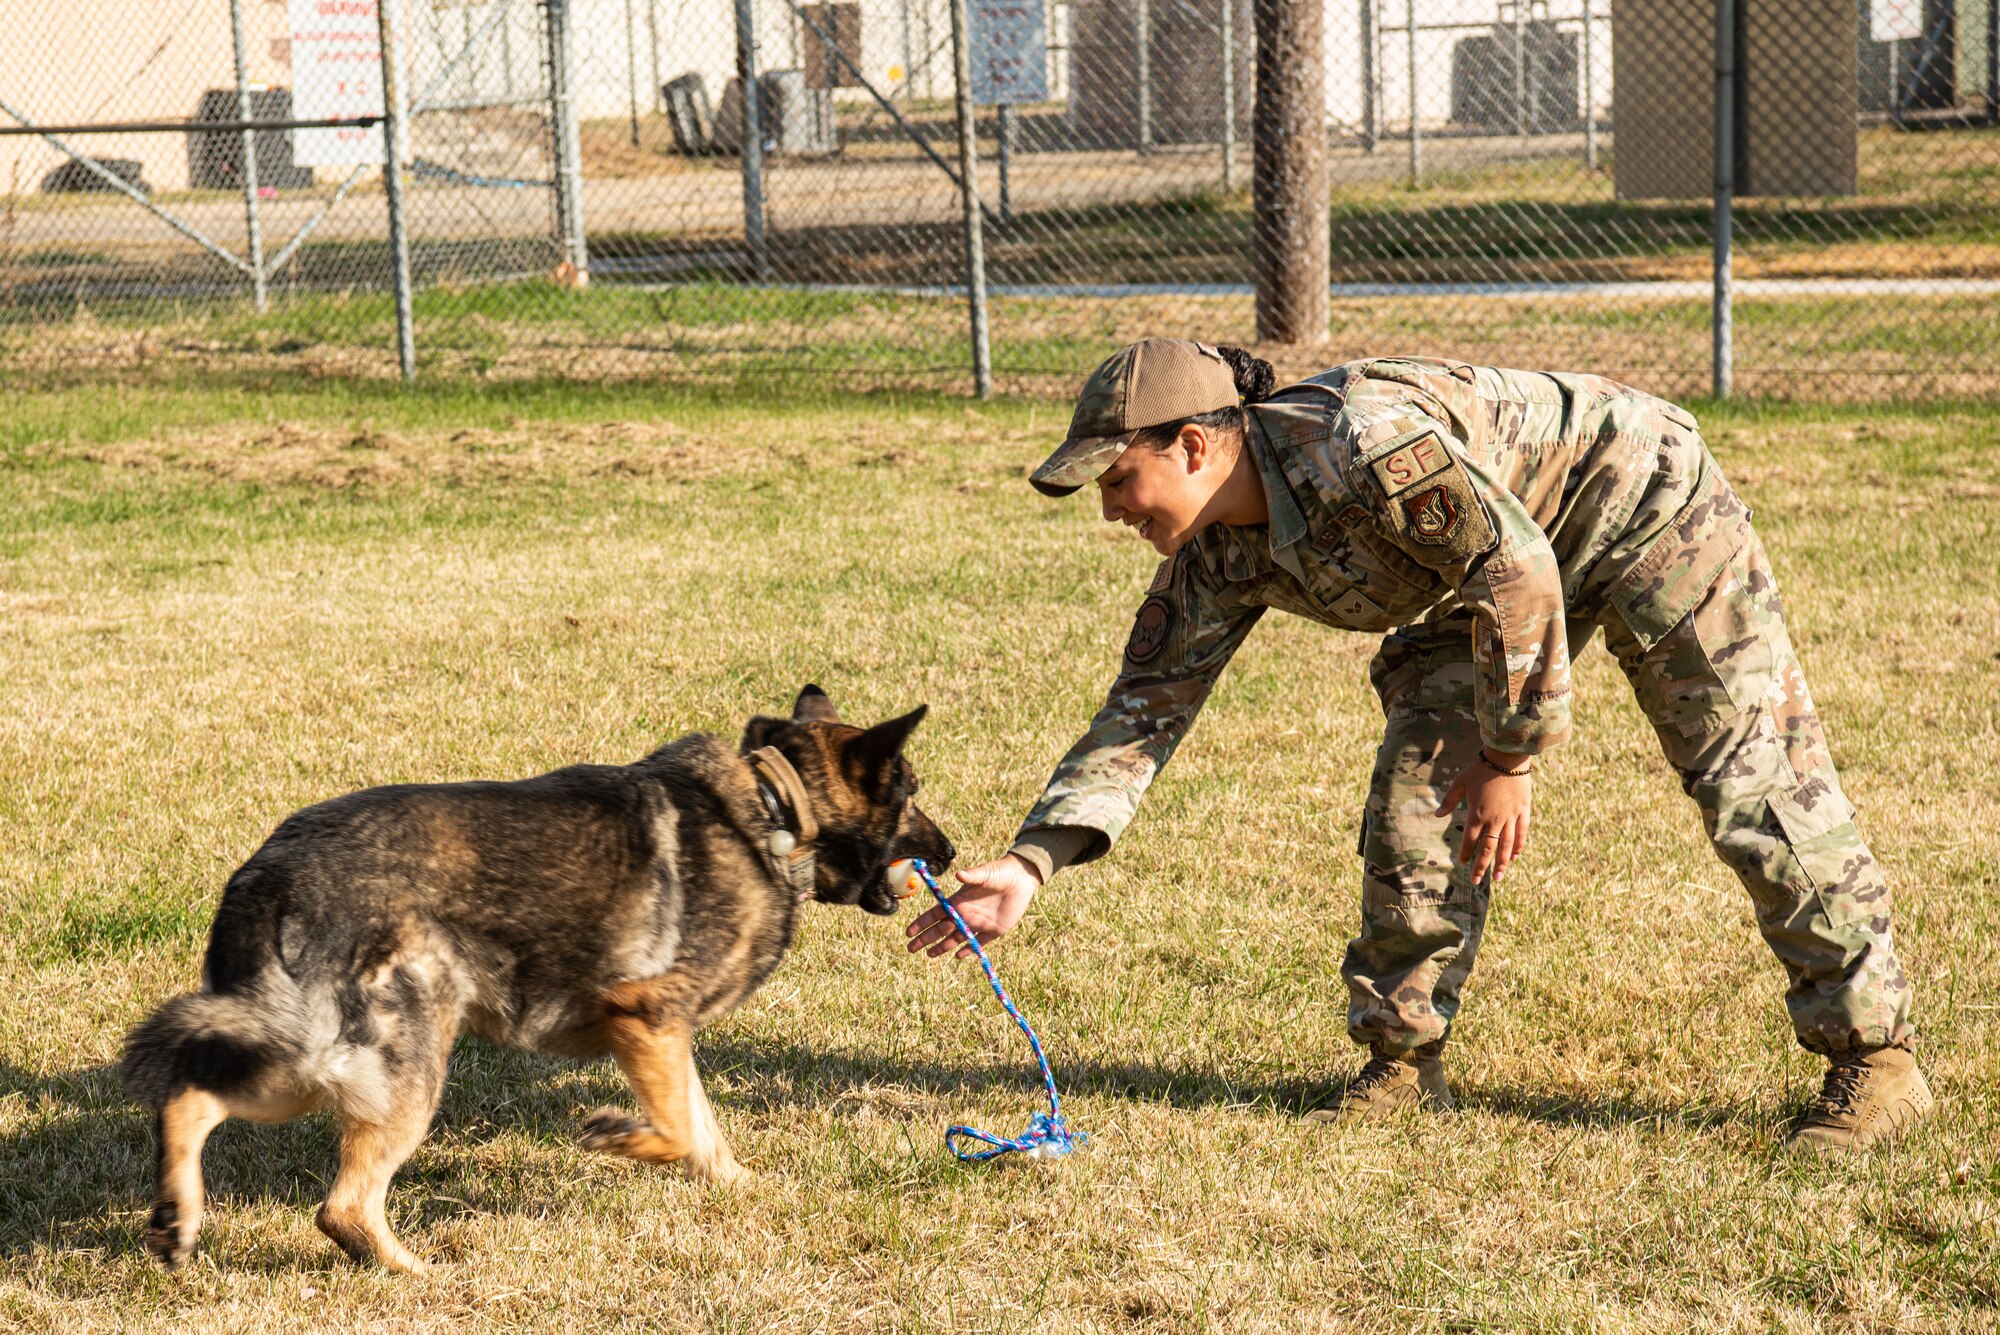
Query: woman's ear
1179 423 1212 473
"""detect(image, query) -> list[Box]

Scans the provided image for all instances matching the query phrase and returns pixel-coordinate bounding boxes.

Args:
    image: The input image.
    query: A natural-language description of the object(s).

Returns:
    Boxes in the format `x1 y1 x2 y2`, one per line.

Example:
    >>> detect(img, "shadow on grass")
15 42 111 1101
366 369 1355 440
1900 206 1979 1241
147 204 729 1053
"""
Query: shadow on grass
0 1035 1772 1266
687 1031 1774 1134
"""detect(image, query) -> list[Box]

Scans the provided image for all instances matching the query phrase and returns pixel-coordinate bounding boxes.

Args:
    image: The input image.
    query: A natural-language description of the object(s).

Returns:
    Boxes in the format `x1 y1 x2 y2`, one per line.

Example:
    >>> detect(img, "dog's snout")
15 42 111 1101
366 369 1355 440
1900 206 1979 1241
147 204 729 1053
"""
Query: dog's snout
938 838 958 871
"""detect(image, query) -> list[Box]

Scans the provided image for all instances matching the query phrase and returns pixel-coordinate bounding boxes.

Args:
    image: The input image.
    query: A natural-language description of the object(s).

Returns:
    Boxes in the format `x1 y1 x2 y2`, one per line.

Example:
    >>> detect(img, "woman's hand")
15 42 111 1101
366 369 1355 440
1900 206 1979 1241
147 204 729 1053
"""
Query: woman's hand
1435 750 1534 885
903 854 1040 961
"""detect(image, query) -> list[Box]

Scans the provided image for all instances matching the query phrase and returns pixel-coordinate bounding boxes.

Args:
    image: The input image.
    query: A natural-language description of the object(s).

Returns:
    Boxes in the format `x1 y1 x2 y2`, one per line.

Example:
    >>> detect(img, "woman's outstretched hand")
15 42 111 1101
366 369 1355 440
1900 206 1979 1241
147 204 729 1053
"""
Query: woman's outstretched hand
903 854 1040 961
1436 751 1533 885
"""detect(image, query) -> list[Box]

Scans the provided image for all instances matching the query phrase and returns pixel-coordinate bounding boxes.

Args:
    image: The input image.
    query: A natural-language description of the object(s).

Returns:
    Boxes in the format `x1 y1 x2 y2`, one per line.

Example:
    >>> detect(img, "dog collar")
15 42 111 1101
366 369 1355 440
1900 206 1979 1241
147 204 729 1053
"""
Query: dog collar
747 747 819 898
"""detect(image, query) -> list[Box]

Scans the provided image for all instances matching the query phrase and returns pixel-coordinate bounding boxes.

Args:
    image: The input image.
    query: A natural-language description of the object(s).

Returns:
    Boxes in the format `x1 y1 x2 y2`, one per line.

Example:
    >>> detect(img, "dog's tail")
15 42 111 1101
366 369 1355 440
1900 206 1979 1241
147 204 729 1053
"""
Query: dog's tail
121 976 322 1270
119 986 305 1112
121 855 349 1272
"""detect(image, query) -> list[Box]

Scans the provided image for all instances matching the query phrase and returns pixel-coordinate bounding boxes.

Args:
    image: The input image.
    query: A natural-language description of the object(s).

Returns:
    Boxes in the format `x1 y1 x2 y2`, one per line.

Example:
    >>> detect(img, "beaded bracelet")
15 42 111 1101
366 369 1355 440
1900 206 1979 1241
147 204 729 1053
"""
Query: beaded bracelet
1478 750 1534 778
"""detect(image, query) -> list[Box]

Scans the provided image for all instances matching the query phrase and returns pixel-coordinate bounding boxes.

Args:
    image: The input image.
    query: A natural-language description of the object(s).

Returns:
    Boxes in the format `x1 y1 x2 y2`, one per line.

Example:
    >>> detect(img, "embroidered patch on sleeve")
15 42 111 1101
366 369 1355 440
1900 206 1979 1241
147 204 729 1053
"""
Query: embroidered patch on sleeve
1403 484 1461 542
1146 557 1175 594
1368 431 1454 497
1361 431 1497 566
1124 595 1176 666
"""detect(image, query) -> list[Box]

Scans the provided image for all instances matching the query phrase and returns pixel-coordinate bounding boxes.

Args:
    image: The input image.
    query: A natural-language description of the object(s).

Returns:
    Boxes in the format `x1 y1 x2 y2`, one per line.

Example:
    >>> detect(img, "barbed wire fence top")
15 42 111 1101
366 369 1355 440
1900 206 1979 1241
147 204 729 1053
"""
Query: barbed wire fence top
0 0 1994 399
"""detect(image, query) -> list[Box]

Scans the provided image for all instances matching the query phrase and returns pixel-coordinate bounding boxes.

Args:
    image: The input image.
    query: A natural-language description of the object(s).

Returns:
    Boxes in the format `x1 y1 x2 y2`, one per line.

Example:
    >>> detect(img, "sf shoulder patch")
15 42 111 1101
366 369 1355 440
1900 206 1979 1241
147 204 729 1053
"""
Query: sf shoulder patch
1124 595 1176 667
1362 429 1496 566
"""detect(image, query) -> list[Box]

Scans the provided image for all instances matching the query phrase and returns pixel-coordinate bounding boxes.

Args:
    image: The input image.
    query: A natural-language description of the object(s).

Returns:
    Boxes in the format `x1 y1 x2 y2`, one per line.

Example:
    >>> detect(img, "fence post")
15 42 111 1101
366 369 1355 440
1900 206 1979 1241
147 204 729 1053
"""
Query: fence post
1220 0 1236 190
997 104 1014 224
733 0 772 280
1406 0 1421 182
378 0 417 383
546 0 591 285
1989 0 1998 122
948 0 992 397
624 0 642 145
1253 0 1329 341
1358 0 1377 152
647 0 665 113
1135 0 1153 154
1512 2 1527 138
1712 0 1734 400
228 0 267 313
1581 0 1596 171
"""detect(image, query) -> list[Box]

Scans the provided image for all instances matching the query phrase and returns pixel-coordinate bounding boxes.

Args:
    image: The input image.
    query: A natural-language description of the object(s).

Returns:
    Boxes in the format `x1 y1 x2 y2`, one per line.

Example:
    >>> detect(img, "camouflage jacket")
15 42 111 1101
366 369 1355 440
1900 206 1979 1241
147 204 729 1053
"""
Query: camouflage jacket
1018 356 1751 862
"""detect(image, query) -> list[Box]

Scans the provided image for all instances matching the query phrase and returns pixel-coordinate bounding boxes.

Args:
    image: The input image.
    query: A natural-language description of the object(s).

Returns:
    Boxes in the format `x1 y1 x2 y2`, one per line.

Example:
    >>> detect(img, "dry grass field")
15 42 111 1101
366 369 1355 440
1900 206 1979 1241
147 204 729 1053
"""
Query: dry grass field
0 375 1996 1332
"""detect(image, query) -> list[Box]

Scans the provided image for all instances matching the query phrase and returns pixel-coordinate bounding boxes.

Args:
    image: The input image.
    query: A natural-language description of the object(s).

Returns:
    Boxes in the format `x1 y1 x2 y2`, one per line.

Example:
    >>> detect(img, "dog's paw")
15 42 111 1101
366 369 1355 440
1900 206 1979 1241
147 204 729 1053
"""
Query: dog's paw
578 1107 649 1155
143 1199 191 1270
685 1155 753 1186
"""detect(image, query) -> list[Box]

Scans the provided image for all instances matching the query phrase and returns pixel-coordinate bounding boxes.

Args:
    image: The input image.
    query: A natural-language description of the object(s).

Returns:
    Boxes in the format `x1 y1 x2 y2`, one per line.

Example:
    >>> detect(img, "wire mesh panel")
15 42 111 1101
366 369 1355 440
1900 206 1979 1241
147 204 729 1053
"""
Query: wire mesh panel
1 0 1997 397
450 0 994 386
1727 0 2000 399
0 0 278 347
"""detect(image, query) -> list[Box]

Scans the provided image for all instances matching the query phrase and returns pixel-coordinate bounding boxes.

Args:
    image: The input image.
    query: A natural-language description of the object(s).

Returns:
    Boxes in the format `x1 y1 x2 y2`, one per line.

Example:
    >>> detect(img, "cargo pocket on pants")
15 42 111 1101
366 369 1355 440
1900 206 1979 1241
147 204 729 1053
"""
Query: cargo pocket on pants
1769 779 1873 930
1616 543 1774 737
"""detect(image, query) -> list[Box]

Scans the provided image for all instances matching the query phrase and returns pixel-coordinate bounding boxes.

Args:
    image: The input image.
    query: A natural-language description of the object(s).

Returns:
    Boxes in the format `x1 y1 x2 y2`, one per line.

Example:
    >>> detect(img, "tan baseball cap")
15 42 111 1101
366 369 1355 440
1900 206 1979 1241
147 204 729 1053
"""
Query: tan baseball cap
1029 338 1240 497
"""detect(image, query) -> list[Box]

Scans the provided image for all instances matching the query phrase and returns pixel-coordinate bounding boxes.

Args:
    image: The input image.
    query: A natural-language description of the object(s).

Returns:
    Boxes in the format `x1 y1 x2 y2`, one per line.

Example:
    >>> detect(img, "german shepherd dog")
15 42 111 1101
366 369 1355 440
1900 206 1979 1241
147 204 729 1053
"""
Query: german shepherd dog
120 686 954 1274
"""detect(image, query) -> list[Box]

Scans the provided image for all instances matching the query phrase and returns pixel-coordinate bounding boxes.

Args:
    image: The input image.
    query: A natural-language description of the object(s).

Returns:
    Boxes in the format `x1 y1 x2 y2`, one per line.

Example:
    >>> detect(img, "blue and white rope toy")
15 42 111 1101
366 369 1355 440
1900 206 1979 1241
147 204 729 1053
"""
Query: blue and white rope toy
892 858 1087 1163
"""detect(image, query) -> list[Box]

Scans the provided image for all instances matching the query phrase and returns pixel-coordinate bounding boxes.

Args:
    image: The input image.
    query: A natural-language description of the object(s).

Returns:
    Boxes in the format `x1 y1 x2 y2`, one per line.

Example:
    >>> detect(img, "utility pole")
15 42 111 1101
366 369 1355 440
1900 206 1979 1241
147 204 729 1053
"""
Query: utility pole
1253 0 1329 342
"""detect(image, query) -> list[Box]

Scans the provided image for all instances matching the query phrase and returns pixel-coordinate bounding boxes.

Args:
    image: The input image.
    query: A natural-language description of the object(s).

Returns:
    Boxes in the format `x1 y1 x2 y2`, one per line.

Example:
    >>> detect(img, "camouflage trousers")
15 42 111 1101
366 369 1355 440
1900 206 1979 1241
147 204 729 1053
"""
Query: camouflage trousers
1343 529 1914 1059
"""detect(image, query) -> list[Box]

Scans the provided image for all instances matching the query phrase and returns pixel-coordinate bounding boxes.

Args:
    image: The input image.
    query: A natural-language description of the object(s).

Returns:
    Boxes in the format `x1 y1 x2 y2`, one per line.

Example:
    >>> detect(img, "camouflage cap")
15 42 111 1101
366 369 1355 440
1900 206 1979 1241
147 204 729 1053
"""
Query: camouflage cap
1029 338 1239 497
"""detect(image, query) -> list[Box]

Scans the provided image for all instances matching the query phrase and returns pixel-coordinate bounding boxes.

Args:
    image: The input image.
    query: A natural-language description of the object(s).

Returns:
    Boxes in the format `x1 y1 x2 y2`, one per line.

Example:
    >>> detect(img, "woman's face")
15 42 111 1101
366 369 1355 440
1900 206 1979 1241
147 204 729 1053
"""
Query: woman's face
1094 429 1225 555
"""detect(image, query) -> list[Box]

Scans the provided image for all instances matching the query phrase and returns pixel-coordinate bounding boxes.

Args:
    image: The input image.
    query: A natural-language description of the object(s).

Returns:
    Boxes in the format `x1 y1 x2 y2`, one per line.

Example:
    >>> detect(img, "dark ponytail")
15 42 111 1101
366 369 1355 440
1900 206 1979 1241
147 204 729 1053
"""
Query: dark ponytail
1216 345 1276 405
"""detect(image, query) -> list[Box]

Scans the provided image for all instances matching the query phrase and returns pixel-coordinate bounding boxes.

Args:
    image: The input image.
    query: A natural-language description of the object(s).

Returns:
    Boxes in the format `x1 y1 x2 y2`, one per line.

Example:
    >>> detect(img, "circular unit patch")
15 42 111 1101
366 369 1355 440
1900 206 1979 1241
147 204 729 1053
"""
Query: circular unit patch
1124 595 1176 665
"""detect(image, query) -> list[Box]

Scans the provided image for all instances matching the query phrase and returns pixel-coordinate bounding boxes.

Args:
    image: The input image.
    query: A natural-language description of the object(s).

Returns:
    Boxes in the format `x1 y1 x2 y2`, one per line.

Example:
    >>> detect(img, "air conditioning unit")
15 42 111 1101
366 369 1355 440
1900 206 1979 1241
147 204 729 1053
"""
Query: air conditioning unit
715 70 838 157
187 87 315 191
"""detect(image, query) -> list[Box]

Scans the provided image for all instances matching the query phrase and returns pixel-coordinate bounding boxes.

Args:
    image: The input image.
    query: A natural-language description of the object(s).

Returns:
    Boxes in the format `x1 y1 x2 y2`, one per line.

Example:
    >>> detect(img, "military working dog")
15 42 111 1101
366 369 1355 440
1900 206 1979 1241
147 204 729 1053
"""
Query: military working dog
120 685 954 1274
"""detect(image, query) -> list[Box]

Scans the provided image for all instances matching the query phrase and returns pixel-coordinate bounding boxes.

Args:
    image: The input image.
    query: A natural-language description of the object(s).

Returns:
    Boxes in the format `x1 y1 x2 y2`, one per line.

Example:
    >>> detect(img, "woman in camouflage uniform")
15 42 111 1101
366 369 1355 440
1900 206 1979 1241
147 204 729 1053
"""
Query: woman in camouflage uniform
905 338 1933 1151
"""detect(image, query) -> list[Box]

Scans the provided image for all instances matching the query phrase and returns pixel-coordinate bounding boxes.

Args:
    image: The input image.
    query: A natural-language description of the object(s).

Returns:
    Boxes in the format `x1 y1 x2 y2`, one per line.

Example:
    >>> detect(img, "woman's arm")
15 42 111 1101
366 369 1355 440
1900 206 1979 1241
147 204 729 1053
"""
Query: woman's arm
906 552 1264 960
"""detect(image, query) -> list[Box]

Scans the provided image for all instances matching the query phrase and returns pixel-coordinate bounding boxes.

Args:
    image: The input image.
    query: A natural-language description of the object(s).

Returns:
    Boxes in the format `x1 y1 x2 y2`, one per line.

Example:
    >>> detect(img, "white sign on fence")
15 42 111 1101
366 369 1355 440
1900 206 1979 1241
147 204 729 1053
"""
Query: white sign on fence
287 0 394 166
968 0 1048 105
1870 0 1923 44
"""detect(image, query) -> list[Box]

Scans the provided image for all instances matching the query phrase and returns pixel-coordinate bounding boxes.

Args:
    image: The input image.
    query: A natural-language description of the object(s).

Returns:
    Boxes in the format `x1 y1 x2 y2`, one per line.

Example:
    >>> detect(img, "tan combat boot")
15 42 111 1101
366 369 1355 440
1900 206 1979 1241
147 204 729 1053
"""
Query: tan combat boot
1306 1041 1455 1123
1788 1046 1936 1153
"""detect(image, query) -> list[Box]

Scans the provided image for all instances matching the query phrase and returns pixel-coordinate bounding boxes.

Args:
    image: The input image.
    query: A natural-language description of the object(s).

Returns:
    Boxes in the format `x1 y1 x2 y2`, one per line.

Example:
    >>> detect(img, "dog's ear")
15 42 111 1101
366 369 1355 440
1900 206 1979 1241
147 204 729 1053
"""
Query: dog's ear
842 705 928 791
740 715 789 752
792 684 841 724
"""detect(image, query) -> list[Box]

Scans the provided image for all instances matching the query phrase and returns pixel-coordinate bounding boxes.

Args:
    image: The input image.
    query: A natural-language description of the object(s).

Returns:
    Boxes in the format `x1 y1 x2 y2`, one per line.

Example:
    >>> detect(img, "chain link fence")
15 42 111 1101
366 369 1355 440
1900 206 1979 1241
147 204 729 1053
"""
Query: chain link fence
1 0 1995 399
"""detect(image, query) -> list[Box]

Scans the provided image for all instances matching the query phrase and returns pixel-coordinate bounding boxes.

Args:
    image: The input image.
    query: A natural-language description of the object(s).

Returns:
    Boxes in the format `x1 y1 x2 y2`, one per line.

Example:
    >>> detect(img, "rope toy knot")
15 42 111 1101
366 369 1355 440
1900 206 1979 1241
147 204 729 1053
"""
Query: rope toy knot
903 859 1087 1164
